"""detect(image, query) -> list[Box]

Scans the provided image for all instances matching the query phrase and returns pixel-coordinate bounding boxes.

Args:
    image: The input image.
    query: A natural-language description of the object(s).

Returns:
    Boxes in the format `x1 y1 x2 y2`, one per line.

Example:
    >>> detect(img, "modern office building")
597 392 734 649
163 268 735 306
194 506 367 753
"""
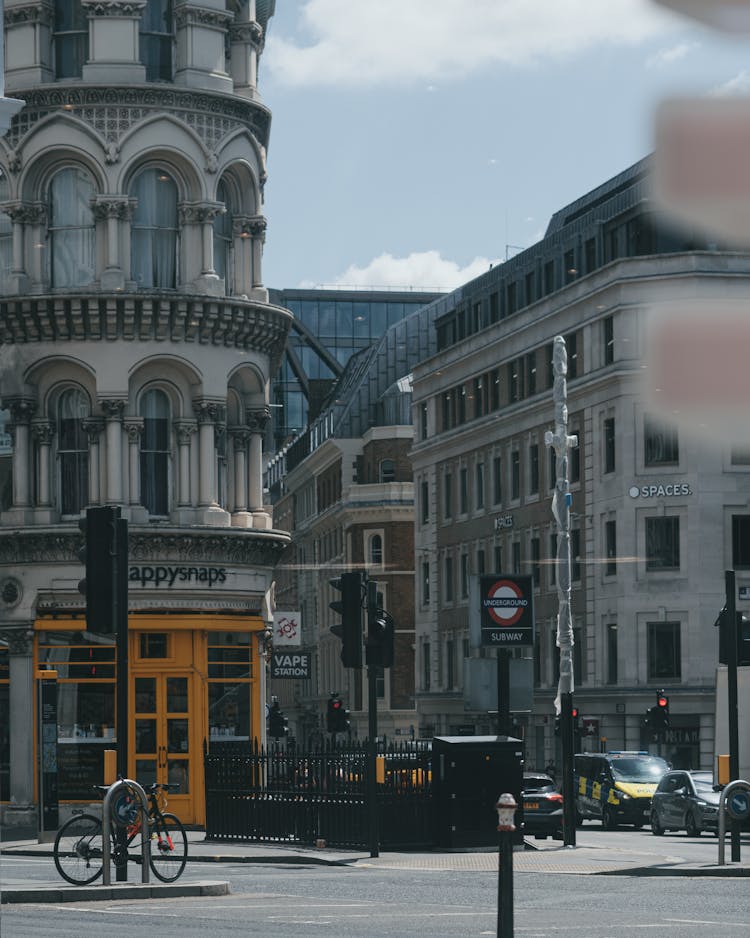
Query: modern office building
0 0 290 829
410 158 750 773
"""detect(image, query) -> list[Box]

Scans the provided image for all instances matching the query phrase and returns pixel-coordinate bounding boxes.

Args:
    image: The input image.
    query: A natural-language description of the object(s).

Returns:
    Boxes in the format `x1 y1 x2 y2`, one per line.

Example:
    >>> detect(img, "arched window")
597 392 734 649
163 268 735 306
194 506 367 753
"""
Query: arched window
140 0 174 81
57 388 89 515
213 178 233 293
54 1 88 79
370 534 383 566
48 168 96 288
0 170 11 284
140 388 170 515
130 169 178 289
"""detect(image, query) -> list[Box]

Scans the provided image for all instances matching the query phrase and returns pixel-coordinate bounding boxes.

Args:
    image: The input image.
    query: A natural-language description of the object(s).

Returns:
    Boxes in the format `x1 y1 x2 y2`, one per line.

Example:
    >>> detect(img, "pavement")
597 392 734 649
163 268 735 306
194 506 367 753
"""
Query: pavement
1 827 749 905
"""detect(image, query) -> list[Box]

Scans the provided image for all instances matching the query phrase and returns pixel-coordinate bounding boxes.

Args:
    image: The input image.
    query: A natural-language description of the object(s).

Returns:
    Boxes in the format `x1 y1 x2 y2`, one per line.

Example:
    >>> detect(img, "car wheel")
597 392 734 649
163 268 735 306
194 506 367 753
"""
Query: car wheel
651 810 664 836
685 811 702 837
602 805 617 830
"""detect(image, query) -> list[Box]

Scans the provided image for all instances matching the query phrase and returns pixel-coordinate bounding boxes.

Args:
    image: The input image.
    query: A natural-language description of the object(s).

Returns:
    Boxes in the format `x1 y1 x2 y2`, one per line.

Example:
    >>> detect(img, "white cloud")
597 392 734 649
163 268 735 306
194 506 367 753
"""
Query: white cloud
709 70 750 97
646 41 699 68
300 250 499 292
267 0 674 87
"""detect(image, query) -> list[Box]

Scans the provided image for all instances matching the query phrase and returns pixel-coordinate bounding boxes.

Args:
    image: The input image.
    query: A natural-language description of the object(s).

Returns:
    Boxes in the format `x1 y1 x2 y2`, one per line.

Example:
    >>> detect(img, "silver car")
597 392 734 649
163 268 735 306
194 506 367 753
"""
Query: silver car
650 770 721 836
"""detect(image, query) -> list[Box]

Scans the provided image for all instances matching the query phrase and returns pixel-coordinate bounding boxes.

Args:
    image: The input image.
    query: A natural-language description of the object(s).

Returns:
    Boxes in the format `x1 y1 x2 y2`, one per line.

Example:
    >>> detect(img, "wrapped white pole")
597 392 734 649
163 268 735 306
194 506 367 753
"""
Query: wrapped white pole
544 335 578 713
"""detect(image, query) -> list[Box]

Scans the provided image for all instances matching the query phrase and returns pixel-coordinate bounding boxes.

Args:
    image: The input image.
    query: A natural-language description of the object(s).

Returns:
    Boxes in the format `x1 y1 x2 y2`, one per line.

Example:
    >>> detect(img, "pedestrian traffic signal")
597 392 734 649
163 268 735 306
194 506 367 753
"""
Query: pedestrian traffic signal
365 580 394 669
78 506 121 636
268 700 289 739
329 572 363 669
326 693 349 734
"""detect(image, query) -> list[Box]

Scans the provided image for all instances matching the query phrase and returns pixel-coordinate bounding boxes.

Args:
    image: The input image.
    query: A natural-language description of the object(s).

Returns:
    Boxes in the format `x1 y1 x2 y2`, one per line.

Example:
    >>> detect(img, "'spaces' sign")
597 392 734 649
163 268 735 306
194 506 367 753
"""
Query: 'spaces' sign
479 574 535 647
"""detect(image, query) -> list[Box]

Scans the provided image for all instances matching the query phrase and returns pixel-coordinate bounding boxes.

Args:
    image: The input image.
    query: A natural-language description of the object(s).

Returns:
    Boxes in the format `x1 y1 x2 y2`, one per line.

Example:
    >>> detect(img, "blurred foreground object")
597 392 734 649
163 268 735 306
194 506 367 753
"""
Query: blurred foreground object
653 0 750 30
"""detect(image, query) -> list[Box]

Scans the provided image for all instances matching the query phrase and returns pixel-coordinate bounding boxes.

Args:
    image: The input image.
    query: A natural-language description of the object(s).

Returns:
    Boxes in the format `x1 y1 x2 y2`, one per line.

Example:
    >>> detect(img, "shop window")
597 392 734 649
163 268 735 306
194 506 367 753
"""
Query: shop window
648 621 681 681
140 0 174 81
208 633 252 742
213 177 233 291
139 633 169 659
54 1 88 78
646 516 680 570
139 388 170 515
56 387 90 516
130 168 178 288
48 167 96 288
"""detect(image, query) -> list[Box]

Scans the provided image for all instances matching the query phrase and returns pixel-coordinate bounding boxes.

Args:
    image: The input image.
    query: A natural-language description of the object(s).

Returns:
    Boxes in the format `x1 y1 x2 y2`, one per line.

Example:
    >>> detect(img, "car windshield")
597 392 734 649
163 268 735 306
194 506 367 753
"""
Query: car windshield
524 775 554 792
610 757 668 782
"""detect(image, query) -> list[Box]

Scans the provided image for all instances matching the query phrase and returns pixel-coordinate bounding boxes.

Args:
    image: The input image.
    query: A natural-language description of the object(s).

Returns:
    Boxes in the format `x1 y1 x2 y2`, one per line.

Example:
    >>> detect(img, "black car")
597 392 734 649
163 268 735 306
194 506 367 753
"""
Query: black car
651 770 721 836
522 772 563 839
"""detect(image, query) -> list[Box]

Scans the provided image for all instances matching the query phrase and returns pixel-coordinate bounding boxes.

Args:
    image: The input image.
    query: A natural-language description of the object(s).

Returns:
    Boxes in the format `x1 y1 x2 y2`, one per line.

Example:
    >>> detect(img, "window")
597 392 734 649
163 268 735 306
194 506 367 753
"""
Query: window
493 456 502 505
420 480 429 524
511 451 520 500
57 388 90 515
54 1 88 78
130 168 178 289
550 532 557 586
509 359 523 402
380 459 395 483
512 541 521 574
603 316 614 365
494 544 502 572
525 271 535 305
566 332 579 379
473 377 484 419
208 632 252 746
604 417 615 473
423 642 431 691
490 292 499 323
569 436 580 483
421 561 430 605
526 352 536 396
444 556 454 602
648 621 681 680
605 520 617 575
531 537 540 587
529 444 539 495
644 416 679 466
490 369 501 410
732 515 750 568
370 534 383 566
646 516 680 570
543 260 555 294
140 0 173 81
49 168 95 288
549 445 556 490
564 248 577 282
606 624 618 684
477 548 485 575
460 554 469 598
420 402 428 440
443 472 453 519
506 281 517 315
140 388 170 516
459 467 468 514
475 463 485 509
213 178 233 291
584 237 597 273
571 529 581 580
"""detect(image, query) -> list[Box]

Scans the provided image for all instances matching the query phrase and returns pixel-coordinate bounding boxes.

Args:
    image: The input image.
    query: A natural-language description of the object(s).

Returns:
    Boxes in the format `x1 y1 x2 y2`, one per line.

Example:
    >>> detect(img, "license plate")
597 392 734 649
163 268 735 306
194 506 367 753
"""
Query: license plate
525 803 539 810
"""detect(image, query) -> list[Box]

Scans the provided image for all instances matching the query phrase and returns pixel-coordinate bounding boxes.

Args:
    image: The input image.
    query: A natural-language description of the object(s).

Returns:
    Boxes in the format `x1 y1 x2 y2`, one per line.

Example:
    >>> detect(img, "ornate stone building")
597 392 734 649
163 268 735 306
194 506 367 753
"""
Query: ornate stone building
0 0 289 828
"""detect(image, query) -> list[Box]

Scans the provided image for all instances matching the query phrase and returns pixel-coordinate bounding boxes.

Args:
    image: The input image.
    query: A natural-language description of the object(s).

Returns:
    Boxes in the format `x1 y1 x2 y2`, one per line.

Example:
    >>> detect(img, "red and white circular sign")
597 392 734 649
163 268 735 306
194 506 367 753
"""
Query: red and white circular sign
484 579 528 627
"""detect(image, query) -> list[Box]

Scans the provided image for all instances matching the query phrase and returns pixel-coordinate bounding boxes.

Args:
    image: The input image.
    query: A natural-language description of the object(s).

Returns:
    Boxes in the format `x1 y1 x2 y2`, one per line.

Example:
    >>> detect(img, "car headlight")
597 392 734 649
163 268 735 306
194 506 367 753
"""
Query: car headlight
618 793 631 800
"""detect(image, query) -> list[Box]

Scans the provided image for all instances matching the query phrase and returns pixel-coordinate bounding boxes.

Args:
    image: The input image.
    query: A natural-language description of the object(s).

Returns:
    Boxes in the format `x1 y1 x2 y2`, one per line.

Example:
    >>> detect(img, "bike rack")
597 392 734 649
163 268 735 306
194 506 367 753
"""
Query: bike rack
101 778 151 885
717 777 750 866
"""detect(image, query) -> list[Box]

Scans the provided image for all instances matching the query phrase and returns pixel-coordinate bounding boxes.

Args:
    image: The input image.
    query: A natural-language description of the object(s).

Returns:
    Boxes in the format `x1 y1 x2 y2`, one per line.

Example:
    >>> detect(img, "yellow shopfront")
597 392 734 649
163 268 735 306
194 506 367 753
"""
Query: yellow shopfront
36 614 265 827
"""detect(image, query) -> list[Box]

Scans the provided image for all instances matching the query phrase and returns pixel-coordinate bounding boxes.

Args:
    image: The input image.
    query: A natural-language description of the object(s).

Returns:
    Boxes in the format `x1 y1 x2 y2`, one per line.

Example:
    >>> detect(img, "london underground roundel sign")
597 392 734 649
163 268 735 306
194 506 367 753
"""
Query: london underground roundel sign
480 574 535 647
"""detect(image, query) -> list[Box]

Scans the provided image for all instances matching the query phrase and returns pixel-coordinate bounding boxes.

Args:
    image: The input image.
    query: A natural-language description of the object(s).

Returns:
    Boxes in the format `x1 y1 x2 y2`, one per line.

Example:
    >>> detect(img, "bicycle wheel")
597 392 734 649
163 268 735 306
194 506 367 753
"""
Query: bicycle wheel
53 814 105 885
149 813 188 882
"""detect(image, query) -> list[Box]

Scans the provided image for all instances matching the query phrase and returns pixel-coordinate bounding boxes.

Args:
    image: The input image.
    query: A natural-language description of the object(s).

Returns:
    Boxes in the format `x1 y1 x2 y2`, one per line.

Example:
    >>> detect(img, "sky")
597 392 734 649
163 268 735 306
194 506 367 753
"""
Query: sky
259 0 750 292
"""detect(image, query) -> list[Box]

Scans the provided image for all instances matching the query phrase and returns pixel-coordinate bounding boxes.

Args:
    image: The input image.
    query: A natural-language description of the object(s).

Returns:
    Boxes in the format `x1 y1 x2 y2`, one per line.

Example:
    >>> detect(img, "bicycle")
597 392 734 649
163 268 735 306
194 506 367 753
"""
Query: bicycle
53 780 188 885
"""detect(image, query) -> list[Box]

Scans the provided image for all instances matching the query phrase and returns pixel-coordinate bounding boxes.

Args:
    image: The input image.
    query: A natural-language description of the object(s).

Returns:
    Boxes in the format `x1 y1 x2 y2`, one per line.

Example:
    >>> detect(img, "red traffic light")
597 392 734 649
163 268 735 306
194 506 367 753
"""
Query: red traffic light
657 696 668 708
332 700 341 710
571 707 579 718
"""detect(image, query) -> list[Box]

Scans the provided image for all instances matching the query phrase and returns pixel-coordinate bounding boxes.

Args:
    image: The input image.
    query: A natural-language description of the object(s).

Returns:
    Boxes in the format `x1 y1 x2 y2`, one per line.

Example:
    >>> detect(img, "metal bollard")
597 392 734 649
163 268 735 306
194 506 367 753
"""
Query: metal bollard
101 779 151 885
496 792 517 938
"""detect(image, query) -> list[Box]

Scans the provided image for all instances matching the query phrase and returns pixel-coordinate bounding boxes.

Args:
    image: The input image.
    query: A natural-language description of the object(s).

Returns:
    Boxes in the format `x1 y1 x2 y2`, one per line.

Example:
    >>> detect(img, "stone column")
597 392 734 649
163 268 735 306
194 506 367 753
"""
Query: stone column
229 427 250 527
228 3 264 97
99 399 126 505
2 202 38 294
81 418 104 506
175 420 197 507
123 418 143 506
192 400 228 526
248 215 267 289
247 407 270 528
92 196 134 291
4 628 35 828
179 202 224 295
30 420 54 518
5 398 35 521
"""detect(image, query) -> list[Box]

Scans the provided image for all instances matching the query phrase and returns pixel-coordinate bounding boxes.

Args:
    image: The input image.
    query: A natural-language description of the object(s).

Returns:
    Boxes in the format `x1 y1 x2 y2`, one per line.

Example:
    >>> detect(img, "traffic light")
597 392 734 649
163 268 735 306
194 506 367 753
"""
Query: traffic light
716 605 750 666
329 572 363 669
365 580 394 669
268 700 288 739
655 690 670 728
78 506 121 635
326 693 349 734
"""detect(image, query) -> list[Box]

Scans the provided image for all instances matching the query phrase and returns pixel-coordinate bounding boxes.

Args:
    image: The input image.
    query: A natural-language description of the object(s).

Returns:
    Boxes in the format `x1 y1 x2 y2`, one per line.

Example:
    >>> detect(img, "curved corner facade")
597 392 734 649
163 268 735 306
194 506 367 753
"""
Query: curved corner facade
0 0 289 828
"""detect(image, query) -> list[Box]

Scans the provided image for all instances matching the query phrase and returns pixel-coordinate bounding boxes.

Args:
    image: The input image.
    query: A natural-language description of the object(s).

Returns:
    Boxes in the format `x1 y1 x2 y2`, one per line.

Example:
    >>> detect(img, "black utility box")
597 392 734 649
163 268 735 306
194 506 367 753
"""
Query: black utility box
432 735 524 848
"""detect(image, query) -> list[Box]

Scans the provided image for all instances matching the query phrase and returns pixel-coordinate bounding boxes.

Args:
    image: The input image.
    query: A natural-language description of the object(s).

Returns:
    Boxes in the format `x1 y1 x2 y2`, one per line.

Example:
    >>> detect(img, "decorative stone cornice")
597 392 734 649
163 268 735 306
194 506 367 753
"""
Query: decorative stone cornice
193 400 226 425
0 527 290 567
179 201 225 225
4 2 54 28
81 1 147 15
99 399 126 420
91 196 136 221
7 86 272 154
0 293 293 376
246 408 270 434
175 3 234 30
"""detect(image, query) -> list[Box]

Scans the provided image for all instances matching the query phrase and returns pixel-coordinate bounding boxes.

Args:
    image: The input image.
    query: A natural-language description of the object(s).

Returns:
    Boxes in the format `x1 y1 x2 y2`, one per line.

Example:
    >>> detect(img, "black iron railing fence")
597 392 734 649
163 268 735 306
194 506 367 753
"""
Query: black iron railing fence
204 740 433 849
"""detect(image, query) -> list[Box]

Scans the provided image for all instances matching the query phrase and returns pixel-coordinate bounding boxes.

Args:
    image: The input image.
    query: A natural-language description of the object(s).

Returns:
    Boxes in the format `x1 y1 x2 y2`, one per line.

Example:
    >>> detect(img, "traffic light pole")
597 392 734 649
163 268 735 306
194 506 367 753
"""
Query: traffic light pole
367 664 379 859
725 569 741 861
115 515 129 882
560 692 576 847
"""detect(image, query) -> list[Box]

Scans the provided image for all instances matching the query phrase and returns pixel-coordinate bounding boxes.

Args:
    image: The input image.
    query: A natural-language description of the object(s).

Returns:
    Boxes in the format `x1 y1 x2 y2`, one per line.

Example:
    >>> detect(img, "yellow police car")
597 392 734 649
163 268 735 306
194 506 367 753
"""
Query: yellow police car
574 752 669 829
